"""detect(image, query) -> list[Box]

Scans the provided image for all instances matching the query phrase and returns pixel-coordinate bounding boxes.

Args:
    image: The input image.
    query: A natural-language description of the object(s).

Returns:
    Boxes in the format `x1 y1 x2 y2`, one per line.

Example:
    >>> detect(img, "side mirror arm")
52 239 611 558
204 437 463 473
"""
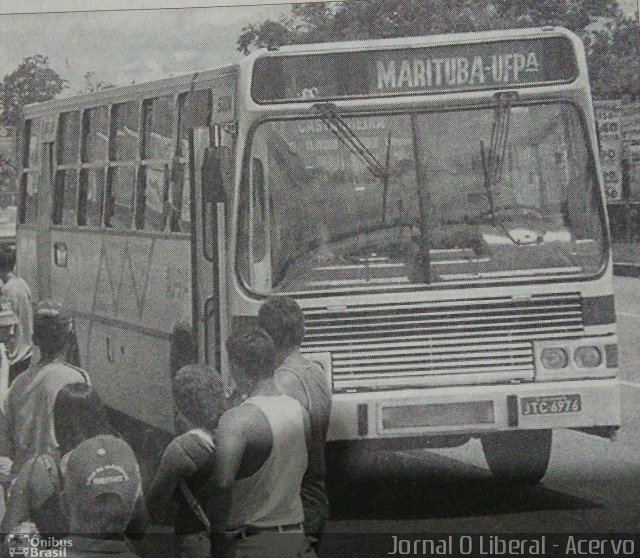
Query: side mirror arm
202 147 226 204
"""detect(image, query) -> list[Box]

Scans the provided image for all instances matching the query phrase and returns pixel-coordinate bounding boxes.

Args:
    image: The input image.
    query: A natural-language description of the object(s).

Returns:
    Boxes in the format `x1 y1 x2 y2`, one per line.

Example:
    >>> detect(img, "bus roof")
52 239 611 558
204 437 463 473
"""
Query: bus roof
23 27 584 117
23 63 237 117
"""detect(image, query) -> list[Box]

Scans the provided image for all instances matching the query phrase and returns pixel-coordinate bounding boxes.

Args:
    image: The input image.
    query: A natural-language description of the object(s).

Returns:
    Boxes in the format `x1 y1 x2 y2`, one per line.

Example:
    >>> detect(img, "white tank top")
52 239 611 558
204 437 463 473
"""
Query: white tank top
227 394 307 529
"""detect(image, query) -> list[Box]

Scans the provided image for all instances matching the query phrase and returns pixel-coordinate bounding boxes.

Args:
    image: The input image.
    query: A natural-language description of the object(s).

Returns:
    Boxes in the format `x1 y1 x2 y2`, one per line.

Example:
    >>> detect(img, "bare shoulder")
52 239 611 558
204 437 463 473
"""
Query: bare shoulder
275 368 308 407
275 368 304 392
217 403 260 438
218 405 247 430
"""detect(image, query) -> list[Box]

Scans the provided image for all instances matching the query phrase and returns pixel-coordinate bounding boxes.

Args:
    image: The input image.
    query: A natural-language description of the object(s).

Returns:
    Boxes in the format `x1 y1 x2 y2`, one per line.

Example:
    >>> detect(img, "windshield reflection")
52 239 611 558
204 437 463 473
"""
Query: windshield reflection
238 102 605 294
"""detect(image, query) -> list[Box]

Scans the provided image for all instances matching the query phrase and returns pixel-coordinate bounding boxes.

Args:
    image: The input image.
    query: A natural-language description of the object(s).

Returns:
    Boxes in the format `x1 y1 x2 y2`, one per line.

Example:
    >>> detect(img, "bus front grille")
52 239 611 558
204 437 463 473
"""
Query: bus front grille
301 293 584 391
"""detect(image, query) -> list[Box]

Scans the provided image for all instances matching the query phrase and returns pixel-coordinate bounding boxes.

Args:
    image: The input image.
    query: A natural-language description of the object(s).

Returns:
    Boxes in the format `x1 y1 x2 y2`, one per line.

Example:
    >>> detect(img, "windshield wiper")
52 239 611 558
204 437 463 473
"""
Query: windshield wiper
481 92 514 227
313 103 396 225
313 102 388 179
478 92 545 246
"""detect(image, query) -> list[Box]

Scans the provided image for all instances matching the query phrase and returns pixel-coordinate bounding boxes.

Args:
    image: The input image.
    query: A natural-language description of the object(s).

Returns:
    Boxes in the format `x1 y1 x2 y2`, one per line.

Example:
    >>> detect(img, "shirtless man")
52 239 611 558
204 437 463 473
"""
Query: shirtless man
209 328 315 558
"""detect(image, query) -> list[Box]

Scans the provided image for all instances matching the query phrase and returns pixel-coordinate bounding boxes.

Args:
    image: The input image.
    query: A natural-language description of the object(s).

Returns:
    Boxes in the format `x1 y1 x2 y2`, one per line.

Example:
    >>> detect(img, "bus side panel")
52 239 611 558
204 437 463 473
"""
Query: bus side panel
76 318 174 431
49 228 191 431
16 226 39 300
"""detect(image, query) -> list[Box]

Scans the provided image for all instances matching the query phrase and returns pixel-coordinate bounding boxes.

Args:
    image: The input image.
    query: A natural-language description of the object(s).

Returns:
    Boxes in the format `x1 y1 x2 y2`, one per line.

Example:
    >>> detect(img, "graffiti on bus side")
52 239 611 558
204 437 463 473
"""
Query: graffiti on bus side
91 237 154 320
165 267 190 301
89 236 191 322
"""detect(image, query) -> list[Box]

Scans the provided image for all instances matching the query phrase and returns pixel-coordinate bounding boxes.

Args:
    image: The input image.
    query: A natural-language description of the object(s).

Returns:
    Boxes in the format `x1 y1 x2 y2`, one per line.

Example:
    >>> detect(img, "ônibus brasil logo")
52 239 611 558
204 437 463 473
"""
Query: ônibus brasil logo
7 534 72 557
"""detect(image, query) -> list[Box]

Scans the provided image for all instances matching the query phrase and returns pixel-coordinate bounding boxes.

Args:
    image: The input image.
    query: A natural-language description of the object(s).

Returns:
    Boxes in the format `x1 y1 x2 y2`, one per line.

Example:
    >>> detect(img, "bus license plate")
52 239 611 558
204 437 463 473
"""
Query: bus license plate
521 394 581 416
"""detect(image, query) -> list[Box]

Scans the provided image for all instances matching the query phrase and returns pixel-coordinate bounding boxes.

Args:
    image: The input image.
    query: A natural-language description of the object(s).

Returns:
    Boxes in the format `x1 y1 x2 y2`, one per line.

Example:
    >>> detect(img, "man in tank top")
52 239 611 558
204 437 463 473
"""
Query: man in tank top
258 297 331 550
209 327 315 558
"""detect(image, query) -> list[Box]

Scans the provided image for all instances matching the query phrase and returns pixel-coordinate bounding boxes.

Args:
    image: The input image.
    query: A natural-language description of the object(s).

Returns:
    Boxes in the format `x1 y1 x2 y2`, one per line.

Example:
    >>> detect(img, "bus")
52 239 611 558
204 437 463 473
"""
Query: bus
17 27 620 484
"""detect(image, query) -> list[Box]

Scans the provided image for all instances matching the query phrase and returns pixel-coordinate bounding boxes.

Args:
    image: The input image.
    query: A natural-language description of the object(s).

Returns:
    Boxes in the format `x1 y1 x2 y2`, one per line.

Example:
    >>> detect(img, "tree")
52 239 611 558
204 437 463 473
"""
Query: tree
238 0 635 99
237 1 502 52
0 152 16 206
585 15 640 100
491 0 619 30
237 0 620 52
80 71 115 95
1 55 67 126
238 16 296 54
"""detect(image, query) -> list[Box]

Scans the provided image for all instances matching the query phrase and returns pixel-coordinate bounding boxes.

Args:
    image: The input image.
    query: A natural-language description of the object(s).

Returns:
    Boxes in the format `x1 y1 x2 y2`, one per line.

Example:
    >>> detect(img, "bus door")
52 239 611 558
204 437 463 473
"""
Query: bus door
189 125 231 383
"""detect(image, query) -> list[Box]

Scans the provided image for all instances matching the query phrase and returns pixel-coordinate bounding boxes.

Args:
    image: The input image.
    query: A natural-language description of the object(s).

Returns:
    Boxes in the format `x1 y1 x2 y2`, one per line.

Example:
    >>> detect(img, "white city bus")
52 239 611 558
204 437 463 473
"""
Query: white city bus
17 27 620 483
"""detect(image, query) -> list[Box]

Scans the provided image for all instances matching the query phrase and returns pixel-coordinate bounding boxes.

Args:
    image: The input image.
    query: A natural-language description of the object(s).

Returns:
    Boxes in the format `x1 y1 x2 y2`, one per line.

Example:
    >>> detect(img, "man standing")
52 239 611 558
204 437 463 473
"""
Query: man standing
210 328 315 558
147 364 227 558
0 300 89 472
0 248 33 384
258 297 331 548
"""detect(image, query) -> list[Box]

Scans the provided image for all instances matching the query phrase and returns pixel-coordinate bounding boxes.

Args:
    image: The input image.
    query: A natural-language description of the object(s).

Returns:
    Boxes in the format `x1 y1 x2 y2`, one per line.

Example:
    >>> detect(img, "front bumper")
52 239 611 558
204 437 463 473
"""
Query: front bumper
327 378 621 441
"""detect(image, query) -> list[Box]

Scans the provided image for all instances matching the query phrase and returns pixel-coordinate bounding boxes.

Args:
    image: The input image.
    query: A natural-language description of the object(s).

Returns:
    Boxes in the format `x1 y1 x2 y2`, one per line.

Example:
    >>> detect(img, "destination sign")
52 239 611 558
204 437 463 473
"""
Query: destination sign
252 36 578 103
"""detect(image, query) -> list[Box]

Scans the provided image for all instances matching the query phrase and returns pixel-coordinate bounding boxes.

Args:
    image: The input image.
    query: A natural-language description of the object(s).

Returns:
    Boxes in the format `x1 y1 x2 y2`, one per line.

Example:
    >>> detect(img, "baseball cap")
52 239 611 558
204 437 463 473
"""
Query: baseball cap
62 435 141 530
0 296 18 327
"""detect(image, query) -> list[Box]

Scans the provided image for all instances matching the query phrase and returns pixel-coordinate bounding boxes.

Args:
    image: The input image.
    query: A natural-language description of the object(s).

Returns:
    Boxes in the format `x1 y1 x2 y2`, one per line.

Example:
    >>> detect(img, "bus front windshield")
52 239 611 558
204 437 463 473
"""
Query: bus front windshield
238 102 606 294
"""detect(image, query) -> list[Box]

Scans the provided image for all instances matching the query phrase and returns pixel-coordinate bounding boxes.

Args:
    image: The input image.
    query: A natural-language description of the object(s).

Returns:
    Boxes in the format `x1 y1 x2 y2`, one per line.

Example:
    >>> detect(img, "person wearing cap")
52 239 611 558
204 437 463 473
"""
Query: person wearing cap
147 364 226 558
0 300 90 473
60 434 143 557
1 383 148 548
0 248 33 384
1 383 119 537
209 328 315 558
258 297 331 550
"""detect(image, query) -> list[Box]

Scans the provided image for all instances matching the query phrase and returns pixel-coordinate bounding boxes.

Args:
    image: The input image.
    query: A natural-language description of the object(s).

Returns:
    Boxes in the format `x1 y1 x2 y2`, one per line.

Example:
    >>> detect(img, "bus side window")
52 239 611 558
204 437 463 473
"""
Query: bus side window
52 112 81 226
137 95 174 231
106 102 140 228
105 166 136 229
57 111 80 166
251 157 266 262
78 169 105 227
237 172 250 282
79 106 108 227
19 118 40 224
52 169 78 226
82 106 109 163
19 174 39 225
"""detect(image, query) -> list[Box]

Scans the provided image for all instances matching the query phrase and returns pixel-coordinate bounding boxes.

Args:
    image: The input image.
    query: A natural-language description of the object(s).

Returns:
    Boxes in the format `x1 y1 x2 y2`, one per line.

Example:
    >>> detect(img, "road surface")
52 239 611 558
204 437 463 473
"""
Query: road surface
319 276 640 556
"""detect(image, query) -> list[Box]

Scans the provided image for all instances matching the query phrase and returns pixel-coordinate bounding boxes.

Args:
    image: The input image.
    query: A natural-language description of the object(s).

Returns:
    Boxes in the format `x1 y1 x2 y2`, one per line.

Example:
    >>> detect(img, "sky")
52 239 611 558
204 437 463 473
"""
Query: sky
0 0 637 96
0 1 295 94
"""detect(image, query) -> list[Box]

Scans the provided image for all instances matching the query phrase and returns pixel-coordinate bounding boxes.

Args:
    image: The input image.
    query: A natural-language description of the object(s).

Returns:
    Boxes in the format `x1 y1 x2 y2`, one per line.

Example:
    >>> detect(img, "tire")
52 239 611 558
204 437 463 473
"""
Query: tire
481 429 552 485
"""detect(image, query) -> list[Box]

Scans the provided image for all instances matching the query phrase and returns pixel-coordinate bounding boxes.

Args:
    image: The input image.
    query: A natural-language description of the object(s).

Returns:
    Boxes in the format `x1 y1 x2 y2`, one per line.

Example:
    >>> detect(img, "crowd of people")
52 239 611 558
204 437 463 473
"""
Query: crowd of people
0 248 331 558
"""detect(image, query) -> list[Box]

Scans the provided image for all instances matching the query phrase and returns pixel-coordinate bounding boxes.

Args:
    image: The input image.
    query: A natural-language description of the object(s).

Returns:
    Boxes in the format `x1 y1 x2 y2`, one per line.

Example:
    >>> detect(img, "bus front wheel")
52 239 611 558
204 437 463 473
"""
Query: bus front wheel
481 429 552 485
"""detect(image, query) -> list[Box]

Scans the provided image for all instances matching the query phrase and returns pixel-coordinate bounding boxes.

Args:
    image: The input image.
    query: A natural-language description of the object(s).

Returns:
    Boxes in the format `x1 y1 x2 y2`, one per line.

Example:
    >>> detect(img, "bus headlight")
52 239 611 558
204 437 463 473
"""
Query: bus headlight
540 348 568 369
574 346 602 368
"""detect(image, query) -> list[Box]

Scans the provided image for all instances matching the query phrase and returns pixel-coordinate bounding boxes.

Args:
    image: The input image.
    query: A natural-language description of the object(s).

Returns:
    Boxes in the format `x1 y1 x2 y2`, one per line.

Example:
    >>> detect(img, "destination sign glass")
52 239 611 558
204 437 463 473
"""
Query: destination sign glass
252 36 578 103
